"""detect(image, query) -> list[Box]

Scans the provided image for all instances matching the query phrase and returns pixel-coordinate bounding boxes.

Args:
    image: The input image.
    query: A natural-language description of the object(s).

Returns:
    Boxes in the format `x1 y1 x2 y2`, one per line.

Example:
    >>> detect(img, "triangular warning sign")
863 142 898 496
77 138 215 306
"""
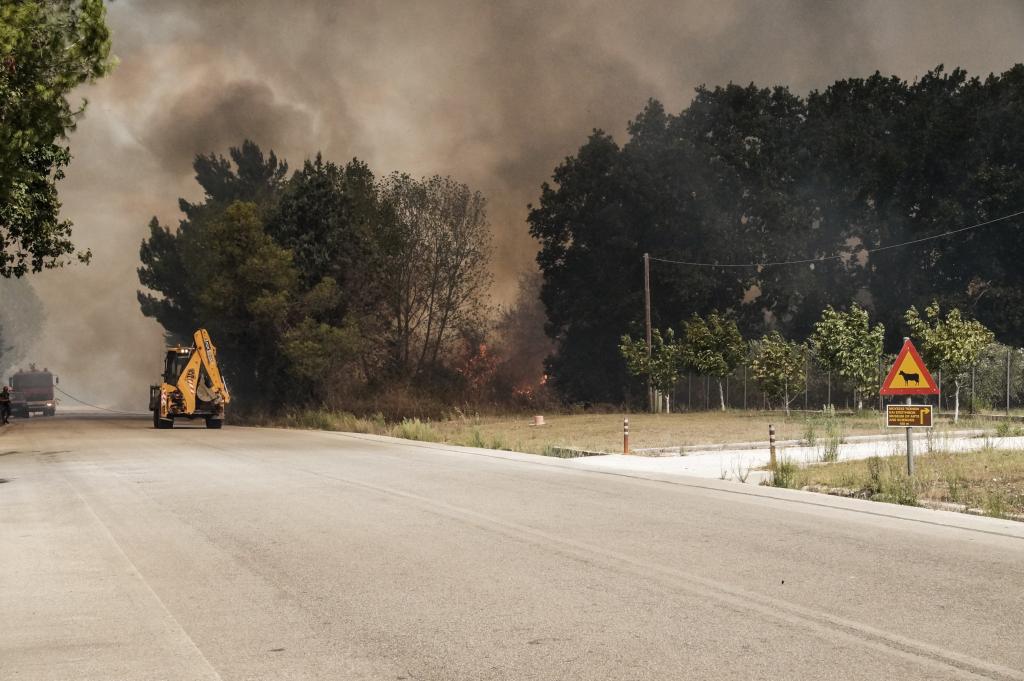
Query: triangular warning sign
880 339 939 395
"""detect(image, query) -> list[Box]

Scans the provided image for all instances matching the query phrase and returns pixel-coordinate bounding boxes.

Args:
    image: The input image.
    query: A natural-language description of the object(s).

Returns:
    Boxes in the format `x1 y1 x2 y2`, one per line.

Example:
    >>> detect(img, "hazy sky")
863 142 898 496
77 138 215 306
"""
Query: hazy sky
28 0 1024 408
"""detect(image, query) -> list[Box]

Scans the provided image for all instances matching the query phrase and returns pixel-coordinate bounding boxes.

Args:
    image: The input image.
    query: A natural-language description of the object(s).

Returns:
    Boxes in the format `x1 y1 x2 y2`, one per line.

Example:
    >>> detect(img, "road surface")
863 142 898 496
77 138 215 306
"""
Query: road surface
2 415 1023 680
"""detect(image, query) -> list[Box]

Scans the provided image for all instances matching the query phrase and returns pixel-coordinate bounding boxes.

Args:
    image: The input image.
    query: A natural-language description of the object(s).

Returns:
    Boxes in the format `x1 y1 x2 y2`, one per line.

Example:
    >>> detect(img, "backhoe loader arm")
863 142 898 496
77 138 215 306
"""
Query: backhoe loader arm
193 329 231 405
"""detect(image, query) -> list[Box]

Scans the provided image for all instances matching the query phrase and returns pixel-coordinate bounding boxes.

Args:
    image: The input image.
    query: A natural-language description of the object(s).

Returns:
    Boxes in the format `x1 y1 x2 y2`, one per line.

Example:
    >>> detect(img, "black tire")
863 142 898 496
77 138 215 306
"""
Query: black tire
153 409 173 429
205 417 223 429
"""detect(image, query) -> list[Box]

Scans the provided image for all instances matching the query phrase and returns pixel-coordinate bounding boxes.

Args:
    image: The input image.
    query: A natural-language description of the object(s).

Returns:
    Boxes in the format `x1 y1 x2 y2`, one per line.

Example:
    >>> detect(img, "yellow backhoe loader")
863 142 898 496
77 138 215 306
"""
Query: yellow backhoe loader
149 329 230 429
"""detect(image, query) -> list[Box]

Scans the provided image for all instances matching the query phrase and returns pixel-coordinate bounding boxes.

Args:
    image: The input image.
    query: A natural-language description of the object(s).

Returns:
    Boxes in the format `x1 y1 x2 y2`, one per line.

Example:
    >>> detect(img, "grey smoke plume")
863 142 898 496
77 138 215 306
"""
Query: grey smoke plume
26 0 1024 409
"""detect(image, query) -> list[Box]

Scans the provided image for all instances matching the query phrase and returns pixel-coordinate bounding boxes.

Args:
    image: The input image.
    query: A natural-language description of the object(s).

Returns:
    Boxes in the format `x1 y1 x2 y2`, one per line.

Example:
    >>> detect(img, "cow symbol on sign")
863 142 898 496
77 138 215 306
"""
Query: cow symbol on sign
898 370 920 386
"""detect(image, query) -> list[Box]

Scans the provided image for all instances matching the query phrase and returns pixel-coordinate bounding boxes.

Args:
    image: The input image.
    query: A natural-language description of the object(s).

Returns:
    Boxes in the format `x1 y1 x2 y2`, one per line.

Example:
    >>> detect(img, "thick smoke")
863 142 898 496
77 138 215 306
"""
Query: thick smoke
25 0 1024 409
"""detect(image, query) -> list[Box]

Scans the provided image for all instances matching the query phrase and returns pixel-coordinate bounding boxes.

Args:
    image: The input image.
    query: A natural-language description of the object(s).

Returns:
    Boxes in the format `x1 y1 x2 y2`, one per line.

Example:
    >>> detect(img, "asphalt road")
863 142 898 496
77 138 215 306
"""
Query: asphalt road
2 415 1023 681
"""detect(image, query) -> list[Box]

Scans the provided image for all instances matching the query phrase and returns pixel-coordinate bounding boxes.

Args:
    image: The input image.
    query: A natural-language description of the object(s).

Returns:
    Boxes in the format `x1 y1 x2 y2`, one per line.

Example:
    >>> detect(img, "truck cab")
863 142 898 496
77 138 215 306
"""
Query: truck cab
9 365 58 417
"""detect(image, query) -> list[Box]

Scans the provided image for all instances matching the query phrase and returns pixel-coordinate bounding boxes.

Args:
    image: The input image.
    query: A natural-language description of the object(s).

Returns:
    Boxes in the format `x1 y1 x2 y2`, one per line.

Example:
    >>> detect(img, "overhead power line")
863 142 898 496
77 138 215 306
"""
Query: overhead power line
648 209 1024 268
54 386 148 416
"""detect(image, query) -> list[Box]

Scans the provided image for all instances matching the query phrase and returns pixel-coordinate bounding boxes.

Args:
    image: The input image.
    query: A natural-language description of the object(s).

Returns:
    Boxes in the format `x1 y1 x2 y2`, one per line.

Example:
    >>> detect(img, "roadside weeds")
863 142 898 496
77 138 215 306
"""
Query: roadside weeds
764 448 1024 521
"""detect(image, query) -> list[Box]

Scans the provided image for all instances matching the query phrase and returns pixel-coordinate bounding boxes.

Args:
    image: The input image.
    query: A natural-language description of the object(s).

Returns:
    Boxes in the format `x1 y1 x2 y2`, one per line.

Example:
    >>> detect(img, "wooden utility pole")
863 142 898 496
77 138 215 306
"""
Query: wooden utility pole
644 252 653 412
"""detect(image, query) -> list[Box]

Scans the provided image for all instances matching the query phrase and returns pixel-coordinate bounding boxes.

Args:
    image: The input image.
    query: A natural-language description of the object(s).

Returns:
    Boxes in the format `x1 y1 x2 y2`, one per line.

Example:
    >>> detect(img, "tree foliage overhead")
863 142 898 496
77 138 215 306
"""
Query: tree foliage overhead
0 0 113 277
531 64 1024 404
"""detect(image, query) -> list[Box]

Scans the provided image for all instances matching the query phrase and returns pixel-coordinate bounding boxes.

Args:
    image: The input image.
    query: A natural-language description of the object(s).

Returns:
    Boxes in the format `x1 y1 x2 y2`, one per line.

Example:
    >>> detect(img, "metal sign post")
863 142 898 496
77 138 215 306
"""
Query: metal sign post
886 401 933 475
905 397 914 476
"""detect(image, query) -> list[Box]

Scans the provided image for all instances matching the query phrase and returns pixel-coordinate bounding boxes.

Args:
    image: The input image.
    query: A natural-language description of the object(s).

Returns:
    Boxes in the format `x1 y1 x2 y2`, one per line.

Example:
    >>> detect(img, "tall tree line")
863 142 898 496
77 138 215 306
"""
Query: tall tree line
530 65 1024 403
137 142 492 409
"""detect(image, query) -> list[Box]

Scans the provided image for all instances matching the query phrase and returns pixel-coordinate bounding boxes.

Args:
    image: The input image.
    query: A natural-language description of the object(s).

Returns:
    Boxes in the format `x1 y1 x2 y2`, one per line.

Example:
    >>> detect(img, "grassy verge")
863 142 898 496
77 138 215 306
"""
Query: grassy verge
429 411 996 455
429 411 891 455
766 448 1024 519
238 408 997 457
236 409 507 449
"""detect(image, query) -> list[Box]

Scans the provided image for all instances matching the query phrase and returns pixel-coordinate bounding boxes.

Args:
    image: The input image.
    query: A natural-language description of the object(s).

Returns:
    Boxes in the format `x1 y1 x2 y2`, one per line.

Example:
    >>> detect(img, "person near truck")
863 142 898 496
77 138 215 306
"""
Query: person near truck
0 386 11 425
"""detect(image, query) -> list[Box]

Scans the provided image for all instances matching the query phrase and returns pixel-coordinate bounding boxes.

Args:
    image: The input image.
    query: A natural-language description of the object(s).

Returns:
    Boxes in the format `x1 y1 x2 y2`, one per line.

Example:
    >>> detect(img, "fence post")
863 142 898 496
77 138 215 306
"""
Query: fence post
905 396 914 476
877 357 883 413
804 357 809 410
971 365 976 415
1008 348 1013 416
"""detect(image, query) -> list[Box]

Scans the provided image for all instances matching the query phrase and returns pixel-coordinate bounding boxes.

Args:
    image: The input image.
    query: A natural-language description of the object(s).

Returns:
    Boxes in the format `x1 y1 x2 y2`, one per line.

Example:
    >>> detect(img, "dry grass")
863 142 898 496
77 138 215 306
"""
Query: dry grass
431 411 804 454
773 448 1024 519
244 407 997 458
429 410 997 455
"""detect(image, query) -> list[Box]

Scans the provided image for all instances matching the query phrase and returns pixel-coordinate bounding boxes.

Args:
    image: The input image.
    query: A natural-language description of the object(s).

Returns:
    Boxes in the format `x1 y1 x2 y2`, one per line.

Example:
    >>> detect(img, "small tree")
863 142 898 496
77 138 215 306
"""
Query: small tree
751 332 806 415
905 302 994 422
810 303 884 410
620 328 683 412
681 312 745 410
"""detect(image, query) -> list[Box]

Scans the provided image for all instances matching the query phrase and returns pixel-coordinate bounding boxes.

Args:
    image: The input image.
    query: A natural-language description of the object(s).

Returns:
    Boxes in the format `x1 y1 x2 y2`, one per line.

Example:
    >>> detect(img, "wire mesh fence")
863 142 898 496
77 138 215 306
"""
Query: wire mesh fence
667 343 1024 416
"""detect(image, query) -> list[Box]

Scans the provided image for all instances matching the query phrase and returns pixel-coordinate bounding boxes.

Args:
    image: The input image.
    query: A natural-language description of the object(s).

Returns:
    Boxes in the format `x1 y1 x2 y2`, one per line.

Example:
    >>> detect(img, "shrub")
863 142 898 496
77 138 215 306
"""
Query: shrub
868 458 918 506
995 421 1021 437
389 418 440 442
767 456 799 488
803 419 818 446
866 456 883 493
466 429 487 448
982 487 1009 518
